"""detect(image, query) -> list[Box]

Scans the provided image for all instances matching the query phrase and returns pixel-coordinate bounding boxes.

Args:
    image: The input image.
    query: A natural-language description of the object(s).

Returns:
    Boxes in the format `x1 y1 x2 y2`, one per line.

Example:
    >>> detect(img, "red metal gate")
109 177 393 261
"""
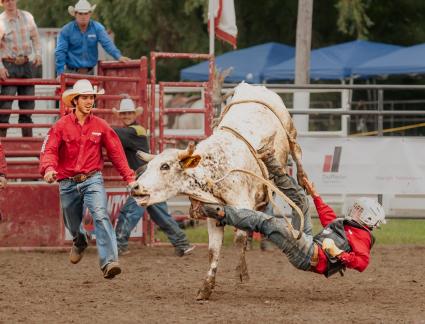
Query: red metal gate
0 53 214 248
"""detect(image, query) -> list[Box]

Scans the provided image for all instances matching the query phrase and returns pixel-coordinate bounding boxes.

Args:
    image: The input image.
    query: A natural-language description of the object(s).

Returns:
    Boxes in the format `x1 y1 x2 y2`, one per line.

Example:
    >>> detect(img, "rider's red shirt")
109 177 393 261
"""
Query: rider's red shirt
312 196 372 275
39 112 134 183
0 140 6 176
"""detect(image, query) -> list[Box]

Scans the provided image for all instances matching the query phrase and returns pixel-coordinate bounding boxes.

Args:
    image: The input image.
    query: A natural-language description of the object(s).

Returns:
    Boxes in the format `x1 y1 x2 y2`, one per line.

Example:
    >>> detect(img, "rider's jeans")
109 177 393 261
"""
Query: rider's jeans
59 173 118 269
224 206 315 270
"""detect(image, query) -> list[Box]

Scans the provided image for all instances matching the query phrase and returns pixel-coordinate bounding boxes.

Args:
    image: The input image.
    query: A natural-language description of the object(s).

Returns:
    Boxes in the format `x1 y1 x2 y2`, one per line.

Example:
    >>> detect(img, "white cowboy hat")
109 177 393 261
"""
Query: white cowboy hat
68 0 97 16
112 97 143 116
62 79 105 107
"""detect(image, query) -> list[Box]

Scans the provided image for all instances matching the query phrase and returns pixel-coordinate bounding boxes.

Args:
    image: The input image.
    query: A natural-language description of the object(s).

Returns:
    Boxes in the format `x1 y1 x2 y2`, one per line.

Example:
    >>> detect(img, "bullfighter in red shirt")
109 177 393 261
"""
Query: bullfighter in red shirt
199 149 386 277
0 139 7 189
40 79 135 279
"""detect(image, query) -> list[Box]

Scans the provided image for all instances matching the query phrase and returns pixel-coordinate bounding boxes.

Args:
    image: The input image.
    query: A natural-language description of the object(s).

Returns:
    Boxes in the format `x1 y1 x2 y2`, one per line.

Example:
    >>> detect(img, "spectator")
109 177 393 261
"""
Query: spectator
40 79 135 279
0 0 41 137
112 97 195 257
55 0 130 77
0 139 7 189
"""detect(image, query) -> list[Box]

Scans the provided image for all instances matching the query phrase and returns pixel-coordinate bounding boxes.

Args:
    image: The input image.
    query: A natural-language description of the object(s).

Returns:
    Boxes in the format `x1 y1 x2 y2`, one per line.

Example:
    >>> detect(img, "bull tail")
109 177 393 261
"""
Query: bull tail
286 118 308 187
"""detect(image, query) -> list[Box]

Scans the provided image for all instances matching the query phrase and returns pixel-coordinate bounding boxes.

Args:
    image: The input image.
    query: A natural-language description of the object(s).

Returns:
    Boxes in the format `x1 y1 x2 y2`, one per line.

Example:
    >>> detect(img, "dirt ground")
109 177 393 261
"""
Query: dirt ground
0 244 424 324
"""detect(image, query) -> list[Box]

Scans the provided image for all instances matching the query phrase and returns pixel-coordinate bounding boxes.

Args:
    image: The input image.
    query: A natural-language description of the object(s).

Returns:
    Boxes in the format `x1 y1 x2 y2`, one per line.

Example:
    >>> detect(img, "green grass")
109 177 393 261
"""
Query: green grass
371 219 425 244
156 219 425 245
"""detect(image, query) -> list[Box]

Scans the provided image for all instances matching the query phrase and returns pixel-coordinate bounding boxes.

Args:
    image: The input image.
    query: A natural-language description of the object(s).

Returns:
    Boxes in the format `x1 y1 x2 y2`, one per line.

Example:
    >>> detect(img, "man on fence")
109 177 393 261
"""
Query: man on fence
199 149 386 277
55 0 130 77
113 97 194 257
0 139 7 189
40 79 135 279
0 0 42 137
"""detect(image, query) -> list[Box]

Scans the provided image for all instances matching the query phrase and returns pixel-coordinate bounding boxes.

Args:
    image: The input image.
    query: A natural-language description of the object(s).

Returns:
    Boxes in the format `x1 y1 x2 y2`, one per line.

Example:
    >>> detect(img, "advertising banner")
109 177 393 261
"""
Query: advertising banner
298 137 425 195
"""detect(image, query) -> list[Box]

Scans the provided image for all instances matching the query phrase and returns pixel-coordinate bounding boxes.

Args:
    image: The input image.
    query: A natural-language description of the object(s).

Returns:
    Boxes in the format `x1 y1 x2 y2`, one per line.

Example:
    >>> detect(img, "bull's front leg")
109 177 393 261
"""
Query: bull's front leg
196 217 224 300
234 229 250 282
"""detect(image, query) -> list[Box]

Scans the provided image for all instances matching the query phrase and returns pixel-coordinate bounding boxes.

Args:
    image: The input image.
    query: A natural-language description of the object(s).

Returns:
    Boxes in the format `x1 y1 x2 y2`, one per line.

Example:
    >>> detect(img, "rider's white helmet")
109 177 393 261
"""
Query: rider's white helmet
346 197 386 229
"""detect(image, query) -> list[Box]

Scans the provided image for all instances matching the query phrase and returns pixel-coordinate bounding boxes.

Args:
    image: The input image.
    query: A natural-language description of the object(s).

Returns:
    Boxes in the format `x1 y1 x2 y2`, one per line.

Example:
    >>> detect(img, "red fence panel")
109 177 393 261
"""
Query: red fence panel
0 184 61 247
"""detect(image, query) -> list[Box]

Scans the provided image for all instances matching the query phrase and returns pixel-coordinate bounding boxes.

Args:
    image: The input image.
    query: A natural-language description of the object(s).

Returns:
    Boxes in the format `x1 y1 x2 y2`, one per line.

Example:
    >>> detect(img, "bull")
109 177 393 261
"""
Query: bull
132 82 305 300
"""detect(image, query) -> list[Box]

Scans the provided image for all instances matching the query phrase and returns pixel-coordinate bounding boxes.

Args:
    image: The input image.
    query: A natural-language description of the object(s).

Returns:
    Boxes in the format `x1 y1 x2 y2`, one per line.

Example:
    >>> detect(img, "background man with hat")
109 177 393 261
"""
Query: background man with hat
55 0 130 77
39 79 135 279
0 0 41 137
113 96 194 257
0 139 7 189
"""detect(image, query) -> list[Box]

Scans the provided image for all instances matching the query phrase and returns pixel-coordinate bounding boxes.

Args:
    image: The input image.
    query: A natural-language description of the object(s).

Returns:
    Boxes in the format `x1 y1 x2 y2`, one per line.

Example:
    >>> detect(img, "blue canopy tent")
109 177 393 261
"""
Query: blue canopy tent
352 43 425 77
180 42 295 83
263 40 403 81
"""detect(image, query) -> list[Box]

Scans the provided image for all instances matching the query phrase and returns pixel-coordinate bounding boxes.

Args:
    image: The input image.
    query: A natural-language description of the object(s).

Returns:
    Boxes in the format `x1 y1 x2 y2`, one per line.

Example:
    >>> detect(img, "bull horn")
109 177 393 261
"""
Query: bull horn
137 150 156 162
178 141 195 160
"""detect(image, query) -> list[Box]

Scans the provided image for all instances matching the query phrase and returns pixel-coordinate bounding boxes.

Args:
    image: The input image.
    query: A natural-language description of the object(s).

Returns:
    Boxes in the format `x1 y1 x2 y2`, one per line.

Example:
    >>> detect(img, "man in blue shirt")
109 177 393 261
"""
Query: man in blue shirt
55 0 130 76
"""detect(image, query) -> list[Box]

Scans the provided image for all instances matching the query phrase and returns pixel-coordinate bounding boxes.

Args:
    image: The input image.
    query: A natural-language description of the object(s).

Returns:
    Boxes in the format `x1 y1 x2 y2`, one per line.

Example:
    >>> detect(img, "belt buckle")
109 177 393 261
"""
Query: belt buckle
15 55 26 65
73 174 87 183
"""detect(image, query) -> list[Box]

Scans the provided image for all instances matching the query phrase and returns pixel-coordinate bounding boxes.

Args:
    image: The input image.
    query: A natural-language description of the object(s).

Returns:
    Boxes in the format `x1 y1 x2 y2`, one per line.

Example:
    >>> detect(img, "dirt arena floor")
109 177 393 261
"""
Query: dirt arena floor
0 244 424 323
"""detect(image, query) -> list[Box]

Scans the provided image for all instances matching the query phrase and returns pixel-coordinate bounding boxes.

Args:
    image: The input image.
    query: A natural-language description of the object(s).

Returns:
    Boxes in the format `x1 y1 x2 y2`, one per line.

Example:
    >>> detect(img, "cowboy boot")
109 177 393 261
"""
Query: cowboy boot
22 128 33 137
199 203 227 225
0 128 7 137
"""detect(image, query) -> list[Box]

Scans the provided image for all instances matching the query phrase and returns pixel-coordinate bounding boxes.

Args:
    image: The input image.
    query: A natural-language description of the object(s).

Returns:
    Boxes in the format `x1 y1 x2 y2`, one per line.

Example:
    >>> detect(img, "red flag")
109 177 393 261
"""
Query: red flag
209 0 237 49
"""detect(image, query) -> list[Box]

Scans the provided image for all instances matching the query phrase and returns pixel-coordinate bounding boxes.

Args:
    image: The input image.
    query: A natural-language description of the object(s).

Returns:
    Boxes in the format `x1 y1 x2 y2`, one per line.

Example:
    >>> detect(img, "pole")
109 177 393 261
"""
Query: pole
209 0 215 55
293 0 313 132
377 89 384 205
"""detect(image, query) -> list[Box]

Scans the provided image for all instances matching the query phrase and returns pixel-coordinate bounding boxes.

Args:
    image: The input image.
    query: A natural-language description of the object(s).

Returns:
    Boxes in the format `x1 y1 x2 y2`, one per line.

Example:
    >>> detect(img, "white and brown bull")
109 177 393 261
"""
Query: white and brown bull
131 82 305 300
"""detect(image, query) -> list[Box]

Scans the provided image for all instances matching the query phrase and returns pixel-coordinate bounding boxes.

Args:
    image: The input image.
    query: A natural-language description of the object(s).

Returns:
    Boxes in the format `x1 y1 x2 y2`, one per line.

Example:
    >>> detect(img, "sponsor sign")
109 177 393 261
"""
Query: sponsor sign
298 137 425 194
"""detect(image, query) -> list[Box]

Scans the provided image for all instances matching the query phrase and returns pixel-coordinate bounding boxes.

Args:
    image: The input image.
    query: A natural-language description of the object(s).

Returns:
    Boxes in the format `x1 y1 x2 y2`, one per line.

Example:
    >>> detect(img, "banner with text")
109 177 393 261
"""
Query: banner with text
298 137 425 194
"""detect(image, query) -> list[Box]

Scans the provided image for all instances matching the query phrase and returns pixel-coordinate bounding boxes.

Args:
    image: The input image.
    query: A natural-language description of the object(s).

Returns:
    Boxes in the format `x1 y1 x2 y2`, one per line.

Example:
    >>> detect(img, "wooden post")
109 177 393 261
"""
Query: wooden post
293 0 314 132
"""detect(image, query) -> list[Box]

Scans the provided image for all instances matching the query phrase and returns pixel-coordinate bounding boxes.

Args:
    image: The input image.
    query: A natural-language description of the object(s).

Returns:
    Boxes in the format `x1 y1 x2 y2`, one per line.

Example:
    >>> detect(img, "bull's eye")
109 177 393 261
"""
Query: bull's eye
160 163 170 171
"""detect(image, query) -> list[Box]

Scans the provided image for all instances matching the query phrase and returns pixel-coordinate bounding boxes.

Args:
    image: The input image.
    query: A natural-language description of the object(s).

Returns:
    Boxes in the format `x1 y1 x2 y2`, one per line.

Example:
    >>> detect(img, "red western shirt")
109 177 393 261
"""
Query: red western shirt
312 196 372 274
39 112 134 184
0 140 6 176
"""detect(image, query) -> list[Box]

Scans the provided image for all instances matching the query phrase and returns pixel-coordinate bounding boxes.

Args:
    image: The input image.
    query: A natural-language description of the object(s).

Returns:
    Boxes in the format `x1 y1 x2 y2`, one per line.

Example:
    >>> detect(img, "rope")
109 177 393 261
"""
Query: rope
351 122 425 137
219 98 307 182
218 99 293 141
215 99 305 239
219 125 270 183
211 168 303 240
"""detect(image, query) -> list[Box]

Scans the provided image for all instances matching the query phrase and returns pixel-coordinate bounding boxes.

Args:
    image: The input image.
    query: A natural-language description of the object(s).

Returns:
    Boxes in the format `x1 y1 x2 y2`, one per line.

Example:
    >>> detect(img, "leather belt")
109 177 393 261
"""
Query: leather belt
68 67 93 74
310 243 319 268
69 170 98 183
3 56 29 65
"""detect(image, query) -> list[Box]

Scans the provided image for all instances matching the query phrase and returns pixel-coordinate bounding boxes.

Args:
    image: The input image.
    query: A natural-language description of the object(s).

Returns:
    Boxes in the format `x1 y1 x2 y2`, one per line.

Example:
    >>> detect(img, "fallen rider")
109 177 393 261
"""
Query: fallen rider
199 152 386 277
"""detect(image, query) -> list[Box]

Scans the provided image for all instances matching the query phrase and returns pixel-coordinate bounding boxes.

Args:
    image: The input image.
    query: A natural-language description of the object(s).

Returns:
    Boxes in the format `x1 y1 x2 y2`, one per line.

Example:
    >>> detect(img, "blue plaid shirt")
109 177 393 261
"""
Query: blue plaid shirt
55 20 122 75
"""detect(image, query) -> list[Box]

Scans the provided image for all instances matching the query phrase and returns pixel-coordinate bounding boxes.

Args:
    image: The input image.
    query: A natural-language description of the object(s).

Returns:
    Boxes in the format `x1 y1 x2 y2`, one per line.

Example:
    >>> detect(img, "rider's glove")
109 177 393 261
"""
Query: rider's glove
322 238 343 257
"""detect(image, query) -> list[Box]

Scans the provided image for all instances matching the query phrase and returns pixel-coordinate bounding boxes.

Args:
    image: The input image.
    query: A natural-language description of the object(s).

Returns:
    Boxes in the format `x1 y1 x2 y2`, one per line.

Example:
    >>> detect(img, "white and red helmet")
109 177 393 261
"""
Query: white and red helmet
346 197 386 229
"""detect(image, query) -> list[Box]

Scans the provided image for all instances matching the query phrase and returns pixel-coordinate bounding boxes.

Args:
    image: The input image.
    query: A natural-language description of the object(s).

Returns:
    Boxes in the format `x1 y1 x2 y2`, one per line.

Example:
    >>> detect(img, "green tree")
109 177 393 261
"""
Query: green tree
335 0 373 39
8 0 425 80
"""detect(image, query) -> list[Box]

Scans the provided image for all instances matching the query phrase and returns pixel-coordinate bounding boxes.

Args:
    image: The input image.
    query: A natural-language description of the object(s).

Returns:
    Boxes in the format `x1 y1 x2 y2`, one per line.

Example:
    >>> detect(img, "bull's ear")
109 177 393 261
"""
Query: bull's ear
180 154 201 169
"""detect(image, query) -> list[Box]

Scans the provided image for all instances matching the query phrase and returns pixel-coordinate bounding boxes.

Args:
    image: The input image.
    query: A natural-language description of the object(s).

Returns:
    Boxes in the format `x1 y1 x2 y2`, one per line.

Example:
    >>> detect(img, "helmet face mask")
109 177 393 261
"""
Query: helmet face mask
346 198 386 229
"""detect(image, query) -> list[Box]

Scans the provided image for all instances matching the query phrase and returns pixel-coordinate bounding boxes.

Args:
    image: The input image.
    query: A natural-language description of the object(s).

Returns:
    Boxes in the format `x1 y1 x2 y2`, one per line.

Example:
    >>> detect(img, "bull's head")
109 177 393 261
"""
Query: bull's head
131 142 203 206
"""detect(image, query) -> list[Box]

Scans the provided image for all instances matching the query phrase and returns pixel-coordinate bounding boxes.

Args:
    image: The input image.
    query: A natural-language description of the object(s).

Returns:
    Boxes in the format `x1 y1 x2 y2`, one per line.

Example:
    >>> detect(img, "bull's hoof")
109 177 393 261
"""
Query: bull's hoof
196 278 215 300
235 263 250 283
238 270 250 283
196 288 211 301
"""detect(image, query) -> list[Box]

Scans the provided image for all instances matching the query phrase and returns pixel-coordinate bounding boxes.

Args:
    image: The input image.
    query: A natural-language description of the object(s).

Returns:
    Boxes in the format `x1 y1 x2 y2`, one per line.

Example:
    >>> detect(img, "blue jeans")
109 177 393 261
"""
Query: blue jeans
224 207 315 271
59 173 118 269
272 174 313 236
115 197 190 250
